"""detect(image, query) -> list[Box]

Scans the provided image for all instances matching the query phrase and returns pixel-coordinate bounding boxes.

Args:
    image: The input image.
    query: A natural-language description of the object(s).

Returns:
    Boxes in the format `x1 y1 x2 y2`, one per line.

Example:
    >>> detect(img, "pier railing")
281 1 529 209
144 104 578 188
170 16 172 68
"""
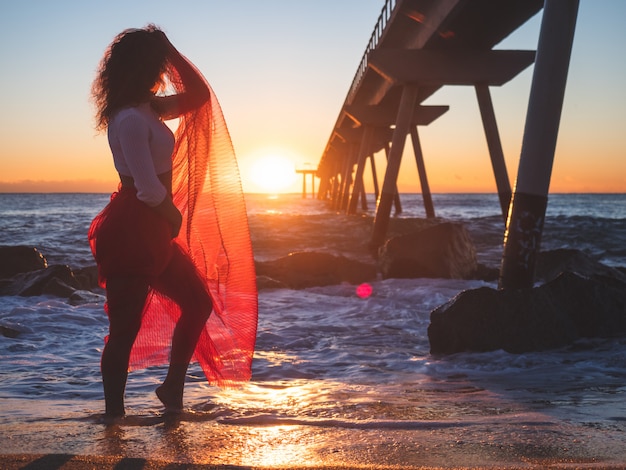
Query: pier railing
346 0 398 104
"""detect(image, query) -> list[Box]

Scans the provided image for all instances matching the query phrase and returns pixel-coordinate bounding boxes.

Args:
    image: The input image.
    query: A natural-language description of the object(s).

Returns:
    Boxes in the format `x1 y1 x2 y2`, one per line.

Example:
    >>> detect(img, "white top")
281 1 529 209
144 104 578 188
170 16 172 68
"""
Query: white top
108 103 175 206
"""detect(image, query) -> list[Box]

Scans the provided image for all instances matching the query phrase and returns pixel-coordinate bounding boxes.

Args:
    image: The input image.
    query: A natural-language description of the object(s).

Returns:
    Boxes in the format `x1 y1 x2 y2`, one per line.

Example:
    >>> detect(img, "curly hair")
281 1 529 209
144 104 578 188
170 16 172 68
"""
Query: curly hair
92 25 169 131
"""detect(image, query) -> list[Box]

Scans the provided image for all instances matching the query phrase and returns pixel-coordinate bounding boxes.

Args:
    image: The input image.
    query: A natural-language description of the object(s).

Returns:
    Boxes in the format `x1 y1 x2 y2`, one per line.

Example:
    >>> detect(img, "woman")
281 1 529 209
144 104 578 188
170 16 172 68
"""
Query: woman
89 25 257 418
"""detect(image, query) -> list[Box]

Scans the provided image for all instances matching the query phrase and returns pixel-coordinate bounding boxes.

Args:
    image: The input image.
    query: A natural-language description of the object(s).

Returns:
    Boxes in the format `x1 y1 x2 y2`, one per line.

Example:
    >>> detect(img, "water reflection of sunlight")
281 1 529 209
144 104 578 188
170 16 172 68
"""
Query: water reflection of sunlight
196 380 339 467
236 425 320 467
214 380 321 416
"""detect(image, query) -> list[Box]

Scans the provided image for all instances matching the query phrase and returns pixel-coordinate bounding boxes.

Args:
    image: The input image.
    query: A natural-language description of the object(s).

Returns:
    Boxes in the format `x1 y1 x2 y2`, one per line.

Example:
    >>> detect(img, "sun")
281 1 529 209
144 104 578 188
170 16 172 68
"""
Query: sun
248 154 297 193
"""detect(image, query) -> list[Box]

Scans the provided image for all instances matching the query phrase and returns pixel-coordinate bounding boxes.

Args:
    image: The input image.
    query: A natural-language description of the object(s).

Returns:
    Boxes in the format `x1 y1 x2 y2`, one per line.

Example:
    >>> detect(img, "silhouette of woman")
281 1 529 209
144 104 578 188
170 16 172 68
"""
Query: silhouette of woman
89 25 257 419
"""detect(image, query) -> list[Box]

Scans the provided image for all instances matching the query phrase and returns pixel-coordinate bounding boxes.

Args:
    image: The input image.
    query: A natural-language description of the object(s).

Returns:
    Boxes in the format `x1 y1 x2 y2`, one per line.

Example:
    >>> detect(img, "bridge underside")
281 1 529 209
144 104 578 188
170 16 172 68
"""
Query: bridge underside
316 0 544 235
316 0 580 289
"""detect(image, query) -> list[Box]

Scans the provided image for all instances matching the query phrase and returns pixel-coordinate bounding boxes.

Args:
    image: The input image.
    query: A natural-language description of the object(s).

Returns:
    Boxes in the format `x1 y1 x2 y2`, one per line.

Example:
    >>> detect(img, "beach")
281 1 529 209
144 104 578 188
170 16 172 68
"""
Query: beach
2 406 626 469
1 193 625 468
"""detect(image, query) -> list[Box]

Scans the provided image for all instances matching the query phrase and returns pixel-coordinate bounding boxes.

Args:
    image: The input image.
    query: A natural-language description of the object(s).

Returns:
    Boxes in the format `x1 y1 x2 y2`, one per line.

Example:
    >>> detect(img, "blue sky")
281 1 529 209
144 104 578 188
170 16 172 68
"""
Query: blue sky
0 1 624 193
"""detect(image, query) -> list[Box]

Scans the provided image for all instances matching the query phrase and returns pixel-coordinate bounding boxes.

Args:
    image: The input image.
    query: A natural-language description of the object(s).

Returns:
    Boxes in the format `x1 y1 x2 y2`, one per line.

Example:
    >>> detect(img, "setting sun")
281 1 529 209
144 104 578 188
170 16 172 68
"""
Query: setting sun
248 153 297 193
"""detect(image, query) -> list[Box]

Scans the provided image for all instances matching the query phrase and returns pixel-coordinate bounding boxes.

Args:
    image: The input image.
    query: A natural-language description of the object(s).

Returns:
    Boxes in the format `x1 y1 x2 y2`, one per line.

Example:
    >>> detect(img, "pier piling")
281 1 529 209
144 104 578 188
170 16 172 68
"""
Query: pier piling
499 0 579 289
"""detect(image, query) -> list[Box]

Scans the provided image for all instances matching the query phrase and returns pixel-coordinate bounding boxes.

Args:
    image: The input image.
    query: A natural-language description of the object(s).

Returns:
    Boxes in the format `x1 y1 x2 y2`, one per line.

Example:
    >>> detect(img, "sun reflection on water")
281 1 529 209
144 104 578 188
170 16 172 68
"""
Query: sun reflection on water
230 425 321 467
213 380 324 417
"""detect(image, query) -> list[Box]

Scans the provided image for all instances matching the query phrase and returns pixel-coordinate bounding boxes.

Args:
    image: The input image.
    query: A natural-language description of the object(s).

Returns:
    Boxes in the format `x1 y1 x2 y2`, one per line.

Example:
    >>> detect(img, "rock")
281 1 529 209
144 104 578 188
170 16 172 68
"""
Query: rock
68 289 106 305
256 275 288 290
0 265 82 297
255 251 377 289
536 248 626 283
378 222 478 280
0 325 20 338
41 276 78 297
428 271 626 354
0 246 47 279
73 266 101 290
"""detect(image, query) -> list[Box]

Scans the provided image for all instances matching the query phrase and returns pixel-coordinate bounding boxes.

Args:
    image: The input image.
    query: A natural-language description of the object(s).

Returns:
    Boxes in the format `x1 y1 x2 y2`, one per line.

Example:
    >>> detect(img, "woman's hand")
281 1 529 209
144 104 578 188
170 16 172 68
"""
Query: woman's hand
150 31 210 120
152 195 183 238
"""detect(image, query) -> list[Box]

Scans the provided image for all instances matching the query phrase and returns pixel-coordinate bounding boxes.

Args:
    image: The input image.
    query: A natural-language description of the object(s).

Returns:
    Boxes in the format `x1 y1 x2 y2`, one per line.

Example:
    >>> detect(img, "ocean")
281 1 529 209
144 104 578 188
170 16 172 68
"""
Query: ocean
1 192 625 468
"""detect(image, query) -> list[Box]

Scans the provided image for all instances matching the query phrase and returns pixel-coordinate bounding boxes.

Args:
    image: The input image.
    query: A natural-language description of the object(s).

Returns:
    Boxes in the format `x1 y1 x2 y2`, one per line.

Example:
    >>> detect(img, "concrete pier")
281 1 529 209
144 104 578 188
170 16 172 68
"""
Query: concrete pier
315 0 542 250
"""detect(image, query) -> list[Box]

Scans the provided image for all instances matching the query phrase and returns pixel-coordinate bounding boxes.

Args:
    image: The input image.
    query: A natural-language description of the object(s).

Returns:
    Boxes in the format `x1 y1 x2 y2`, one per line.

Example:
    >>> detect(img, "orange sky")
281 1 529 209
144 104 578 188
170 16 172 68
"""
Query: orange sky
0 1 624 194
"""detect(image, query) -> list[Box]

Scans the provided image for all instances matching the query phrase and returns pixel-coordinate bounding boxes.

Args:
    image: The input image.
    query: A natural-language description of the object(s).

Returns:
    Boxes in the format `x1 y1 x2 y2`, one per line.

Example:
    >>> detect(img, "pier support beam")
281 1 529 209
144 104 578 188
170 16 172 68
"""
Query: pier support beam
371 84 418 249
383 143 402 215
499 0 579 290
410 126 435 218
348 126 373 214
337 144 356 211
333 151 350 210
475 83 511 221
370 154 380 200
329 159 341 204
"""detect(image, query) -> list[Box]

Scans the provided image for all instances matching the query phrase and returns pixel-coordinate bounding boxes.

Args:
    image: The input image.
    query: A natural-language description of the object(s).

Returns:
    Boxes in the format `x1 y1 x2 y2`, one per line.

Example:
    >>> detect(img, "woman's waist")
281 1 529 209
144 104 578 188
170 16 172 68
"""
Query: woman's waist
119 171 173 195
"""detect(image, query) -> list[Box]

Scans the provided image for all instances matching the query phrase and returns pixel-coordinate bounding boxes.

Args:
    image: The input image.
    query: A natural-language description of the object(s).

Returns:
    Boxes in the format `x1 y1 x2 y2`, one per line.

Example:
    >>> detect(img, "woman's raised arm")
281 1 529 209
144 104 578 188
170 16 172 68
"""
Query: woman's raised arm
151 32 210 120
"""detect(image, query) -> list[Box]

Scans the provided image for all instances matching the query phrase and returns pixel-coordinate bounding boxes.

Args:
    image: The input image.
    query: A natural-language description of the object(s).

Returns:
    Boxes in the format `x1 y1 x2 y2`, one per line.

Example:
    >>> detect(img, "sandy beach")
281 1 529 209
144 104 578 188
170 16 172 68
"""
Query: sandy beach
1 399 626 470
2 452 625 469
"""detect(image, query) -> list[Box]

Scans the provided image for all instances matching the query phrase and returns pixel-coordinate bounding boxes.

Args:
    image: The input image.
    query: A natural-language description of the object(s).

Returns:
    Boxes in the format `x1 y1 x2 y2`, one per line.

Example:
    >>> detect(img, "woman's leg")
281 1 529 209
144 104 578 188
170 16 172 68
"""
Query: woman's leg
101 276 149 417
153 246 212 411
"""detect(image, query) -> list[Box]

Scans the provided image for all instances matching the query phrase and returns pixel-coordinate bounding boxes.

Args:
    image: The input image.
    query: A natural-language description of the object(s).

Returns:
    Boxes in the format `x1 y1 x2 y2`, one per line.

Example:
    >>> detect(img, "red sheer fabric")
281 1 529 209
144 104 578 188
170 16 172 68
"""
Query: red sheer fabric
89 59 258 387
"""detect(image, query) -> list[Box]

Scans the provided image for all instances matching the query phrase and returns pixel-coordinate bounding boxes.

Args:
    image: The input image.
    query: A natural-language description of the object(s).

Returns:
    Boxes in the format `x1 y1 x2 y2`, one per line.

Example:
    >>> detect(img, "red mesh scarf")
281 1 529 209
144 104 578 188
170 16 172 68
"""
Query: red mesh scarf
128 59 258 386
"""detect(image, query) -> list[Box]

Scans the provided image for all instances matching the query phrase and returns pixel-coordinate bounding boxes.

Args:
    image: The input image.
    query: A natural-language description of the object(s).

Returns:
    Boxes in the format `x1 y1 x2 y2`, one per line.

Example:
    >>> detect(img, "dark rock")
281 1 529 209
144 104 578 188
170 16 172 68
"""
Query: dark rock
255 251 377 289
0 246 47 279
41 277 78 297
536 248 626 283
428 271 626 354
73 266 101 290
0 325 20 338
256 275 288 290
68 289 106 305
0 265 82 297
378 222 478 280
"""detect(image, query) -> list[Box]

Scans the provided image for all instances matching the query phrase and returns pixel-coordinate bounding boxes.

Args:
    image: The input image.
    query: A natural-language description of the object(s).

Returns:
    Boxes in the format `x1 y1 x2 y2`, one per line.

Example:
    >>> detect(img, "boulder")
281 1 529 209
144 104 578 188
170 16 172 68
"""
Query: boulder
428 271 626 354
0 325 20 338
378 222 478 280
68 289 106 305
0 265 82 297
73 266 101 290
255 251 377 289
0 245 47 278
256 275 288 290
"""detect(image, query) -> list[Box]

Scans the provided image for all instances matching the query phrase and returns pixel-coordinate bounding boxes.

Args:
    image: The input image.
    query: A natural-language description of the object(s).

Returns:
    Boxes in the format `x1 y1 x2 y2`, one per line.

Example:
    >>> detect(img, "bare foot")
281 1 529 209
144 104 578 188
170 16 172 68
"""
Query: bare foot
156 385 183 413
99 411 125 427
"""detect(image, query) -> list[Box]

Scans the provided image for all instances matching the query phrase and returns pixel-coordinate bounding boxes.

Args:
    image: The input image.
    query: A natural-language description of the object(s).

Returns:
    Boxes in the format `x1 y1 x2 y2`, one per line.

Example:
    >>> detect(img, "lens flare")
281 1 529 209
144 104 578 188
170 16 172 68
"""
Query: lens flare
356 283 373 299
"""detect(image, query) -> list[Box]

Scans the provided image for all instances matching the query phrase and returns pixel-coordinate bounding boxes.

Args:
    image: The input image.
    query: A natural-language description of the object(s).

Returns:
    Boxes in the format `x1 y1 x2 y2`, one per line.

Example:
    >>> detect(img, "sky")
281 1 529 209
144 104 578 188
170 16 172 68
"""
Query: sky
0 0 624 194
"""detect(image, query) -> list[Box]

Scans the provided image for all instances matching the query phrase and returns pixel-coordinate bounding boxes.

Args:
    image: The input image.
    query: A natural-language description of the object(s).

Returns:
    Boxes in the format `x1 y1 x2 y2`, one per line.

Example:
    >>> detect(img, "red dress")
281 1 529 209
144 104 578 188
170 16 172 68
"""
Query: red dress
89 72 258 387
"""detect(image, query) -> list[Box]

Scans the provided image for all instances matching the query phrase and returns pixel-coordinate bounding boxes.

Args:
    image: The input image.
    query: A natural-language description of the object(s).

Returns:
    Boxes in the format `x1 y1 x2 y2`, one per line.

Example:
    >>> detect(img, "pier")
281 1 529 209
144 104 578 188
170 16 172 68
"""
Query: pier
314 0 578 287
296 169 317 199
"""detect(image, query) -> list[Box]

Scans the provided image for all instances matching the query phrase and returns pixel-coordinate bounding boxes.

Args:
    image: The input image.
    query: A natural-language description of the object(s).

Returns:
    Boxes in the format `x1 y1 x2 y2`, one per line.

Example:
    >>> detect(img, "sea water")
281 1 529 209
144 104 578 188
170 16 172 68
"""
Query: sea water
0 192 625 467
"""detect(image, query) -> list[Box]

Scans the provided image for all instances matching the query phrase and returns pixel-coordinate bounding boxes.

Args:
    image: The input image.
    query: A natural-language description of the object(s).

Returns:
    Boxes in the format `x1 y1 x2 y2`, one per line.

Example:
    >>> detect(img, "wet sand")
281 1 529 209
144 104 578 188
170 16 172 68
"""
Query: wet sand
2 453 625 469
1 406 625 470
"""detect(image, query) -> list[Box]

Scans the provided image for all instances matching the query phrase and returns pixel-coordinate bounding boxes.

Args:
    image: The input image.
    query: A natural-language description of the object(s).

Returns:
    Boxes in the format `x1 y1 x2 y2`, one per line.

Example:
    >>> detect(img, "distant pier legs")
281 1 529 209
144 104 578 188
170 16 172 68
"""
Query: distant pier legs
499 0 579 289
371 84 418 249
475 83 511 222
296 169 316 199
